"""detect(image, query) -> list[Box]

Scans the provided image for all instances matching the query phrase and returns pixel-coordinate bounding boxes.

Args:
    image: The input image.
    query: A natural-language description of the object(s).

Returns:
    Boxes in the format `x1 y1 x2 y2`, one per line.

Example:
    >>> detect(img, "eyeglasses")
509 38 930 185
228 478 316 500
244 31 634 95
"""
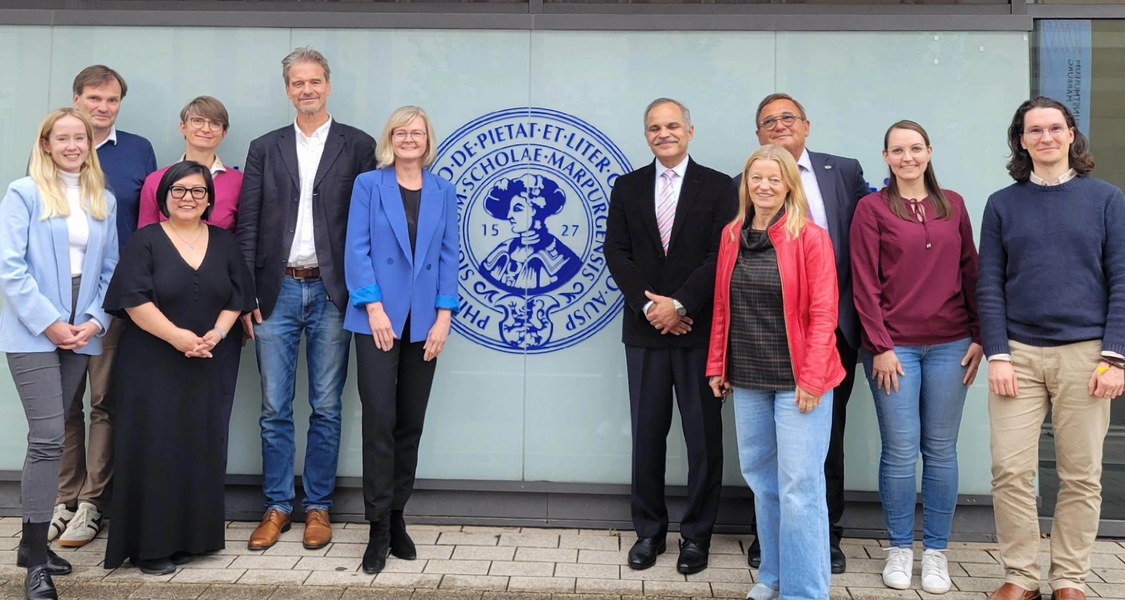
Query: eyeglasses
1023 124 1070 140
187 116 225 132
392 130 428 141
169 186 208 200
758 113 803 131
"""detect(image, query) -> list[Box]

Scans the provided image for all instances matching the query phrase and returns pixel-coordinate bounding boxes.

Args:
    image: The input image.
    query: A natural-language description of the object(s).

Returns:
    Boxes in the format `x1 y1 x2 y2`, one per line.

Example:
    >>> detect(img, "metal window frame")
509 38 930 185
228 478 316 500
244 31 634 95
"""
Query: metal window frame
0 0 1036 31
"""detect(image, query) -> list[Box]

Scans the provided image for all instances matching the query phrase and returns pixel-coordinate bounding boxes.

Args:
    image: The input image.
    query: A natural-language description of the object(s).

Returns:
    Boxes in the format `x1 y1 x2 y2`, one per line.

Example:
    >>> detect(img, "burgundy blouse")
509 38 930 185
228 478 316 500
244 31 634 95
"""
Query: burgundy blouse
849 189 980 354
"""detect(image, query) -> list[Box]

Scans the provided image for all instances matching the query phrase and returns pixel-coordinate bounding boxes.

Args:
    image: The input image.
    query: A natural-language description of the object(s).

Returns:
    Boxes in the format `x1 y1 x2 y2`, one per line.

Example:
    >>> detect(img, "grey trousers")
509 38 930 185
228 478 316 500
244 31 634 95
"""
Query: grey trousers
7 276 88 523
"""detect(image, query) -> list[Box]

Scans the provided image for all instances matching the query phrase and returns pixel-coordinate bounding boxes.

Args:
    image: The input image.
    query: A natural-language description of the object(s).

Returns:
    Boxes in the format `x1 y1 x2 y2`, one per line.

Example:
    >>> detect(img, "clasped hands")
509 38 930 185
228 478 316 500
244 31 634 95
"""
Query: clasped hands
644 291 692 335
45 321 102 351
171 327 221 358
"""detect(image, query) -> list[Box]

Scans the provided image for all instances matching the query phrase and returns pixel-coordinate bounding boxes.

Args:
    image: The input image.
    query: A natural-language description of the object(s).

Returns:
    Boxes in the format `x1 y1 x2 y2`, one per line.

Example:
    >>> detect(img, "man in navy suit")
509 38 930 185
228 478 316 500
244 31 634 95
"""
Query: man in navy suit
237 47 377 552
741 93 869 574
606 98 737 575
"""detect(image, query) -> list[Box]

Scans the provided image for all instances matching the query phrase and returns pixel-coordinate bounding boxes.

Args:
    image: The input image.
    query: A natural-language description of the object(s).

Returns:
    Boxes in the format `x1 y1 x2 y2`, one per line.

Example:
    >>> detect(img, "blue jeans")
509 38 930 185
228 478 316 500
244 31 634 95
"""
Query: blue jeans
862 337 970 550
733 387 832 600
254 277 351 513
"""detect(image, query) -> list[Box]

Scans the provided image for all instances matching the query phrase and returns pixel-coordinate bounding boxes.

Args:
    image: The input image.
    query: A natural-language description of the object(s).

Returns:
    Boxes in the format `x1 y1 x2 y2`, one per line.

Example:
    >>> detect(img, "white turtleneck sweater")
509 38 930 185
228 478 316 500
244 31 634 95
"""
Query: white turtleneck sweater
61 171 88 277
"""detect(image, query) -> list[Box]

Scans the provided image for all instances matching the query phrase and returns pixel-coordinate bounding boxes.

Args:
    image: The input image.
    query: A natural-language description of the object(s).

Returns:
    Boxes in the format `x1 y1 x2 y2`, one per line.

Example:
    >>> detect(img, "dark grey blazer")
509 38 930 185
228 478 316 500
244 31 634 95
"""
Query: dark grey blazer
237 120 377 319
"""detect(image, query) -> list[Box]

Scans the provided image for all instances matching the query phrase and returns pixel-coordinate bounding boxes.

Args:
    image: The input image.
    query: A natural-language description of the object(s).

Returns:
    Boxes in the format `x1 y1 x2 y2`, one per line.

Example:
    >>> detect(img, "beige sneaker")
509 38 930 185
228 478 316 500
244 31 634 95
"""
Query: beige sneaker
47 504 74 542
58 502 102 548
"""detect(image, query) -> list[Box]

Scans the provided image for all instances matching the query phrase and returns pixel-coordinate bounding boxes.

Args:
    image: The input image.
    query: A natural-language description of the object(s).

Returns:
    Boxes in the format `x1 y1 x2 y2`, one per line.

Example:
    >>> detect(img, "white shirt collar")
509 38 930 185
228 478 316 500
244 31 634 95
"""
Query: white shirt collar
180 154 227 174
1030 168 1077 186
796 148 813 173
655 155 689 179
294 116 333 143
96 126 118 150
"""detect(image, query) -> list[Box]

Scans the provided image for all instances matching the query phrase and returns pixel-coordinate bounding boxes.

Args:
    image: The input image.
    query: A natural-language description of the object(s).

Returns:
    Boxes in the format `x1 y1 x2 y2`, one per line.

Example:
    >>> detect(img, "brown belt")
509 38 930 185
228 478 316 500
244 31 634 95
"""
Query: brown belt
285 266 320 280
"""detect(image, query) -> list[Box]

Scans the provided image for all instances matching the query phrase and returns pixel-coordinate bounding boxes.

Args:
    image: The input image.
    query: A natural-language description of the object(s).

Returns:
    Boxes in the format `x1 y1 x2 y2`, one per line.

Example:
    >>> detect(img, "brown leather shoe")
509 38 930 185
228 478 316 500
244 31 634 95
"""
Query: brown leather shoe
303 509 332 549
987 583 1043 600
247 508 291 550
1052 589 1086 600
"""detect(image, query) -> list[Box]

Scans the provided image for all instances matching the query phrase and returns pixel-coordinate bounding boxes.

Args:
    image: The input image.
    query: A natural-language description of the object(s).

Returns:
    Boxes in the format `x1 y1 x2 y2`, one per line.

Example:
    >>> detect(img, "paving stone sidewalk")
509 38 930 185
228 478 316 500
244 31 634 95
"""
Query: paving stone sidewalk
0 518 1124 599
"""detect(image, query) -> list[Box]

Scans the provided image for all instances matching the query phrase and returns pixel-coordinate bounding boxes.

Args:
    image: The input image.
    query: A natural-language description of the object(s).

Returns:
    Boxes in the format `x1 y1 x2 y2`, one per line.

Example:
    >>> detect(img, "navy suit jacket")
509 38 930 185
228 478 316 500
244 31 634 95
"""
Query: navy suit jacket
343 168 460 342
734 150 868 350
237 120 377 319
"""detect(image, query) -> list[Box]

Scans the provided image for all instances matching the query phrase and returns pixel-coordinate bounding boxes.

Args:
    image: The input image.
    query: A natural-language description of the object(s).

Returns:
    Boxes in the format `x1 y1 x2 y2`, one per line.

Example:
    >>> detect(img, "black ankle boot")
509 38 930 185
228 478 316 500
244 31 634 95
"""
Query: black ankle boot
389 510 416 560
361 518 391 574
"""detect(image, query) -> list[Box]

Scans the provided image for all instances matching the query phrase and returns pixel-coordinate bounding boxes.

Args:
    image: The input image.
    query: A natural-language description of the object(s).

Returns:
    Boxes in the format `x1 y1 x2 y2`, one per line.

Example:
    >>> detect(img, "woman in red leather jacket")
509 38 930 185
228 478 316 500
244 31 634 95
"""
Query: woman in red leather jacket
707 144 844 600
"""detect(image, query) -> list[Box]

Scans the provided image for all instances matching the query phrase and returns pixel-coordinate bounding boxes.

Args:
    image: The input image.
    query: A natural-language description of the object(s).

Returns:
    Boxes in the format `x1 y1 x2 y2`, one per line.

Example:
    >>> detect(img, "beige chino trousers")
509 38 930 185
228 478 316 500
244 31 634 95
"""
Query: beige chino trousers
989 339 1110 593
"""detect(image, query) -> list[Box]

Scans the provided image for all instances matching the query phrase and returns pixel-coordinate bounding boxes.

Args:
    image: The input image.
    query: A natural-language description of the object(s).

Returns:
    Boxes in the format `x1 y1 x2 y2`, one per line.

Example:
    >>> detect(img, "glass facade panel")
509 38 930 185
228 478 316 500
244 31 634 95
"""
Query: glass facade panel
1 25 1028 499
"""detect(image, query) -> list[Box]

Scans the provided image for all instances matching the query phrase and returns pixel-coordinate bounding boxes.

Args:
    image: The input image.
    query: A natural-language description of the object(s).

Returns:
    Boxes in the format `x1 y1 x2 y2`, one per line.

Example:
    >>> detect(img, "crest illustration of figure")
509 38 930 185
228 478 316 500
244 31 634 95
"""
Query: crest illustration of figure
480 174 581 295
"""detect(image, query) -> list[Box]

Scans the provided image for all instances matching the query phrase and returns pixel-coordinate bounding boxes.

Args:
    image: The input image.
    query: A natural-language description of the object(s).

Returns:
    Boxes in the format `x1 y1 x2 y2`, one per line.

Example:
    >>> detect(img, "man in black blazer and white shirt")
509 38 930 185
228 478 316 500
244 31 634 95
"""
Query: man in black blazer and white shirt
237 47 377 553
740 93 870 574
606 98 737 576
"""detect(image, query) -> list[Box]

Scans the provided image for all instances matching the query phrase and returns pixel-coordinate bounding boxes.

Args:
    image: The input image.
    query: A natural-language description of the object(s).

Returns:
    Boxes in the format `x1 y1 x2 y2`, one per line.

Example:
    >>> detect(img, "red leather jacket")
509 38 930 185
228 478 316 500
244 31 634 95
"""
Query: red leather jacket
706 211 845 396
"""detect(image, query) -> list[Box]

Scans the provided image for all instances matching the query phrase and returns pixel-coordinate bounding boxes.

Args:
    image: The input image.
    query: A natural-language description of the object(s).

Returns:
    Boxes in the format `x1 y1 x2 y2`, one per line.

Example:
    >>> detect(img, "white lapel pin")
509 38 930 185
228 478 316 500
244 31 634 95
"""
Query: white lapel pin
824 165 833 169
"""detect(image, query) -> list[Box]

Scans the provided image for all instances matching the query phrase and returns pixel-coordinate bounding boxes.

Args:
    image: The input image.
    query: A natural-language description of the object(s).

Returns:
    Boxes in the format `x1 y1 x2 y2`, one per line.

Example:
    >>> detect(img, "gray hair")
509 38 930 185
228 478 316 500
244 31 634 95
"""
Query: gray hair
282 47 331 85
643 98 692 130
755 93 807 126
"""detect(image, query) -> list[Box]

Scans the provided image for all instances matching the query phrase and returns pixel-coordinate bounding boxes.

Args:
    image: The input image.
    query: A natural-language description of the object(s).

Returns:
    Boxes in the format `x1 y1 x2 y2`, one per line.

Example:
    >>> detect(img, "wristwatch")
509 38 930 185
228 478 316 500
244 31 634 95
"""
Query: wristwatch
672 299 686 317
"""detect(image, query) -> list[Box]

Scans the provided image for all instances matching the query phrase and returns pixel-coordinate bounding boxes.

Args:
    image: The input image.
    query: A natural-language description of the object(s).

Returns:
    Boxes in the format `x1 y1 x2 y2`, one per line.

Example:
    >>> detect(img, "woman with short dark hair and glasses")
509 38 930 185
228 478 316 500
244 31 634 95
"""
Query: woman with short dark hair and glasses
138 96 242 232
103 161 254 576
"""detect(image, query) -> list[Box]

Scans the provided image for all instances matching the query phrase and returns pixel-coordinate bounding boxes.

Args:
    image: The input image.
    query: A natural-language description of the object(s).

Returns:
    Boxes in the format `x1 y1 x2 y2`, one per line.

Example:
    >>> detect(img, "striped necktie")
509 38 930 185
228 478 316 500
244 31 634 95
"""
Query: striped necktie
656 169 677 254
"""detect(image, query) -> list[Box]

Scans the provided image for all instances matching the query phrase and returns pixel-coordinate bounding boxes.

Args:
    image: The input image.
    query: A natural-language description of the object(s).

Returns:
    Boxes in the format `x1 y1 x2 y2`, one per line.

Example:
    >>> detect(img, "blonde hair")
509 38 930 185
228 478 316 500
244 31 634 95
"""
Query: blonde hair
28 108 108 221
734 144 809 241
376 105 438 168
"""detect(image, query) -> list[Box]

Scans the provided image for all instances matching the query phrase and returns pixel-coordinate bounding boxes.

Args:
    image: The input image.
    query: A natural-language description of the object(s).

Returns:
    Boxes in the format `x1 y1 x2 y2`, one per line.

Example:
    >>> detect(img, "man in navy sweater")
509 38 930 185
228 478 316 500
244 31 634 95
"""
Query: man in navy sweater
979 97 1125 600
51 65 156 549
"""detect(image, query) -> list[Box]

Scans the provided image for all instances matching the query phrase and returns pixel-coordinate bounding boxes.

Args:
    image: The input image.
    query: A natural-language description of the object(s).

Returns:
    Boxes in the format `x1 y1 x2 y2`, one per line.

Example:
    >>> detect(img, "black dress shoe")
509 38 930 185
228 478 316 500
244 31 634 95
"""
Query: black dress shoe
25 564 58 600
170 551 193 565
830 540 846 574
389 510 416 560
676 540 709 575
626 536 666 570
17 545 72 576
135 556 177 576
361 518 391 575
746 536 761 568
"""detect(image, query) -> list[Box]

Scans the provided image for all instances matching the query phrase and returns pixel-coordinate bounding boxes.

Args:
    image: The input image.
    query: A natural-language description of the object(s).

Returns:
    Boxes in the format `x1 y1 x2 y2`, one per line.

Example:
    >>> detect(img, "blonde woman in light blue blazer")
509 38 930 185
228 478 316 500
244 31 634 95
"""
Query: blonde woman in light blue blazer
0 108 117 600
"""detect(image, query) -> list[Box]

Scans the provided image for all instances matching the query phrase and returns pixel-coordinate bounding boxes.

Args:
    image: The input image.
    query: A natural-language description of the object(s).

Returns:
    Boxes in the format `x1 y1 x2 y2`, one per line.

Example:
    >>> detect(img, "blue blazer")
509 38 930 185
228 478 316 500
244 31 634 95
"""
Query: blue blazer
0 177 118 355
344 167 460 342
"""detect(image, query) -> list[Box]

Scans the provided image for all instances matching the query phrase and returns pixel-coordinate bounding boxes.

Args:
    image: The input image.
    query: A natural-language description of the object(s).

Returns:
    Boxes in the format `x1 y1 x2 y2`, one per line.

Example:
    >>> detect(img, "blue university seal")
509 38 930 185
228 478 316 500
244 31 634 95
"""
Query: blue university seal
434 108 631 354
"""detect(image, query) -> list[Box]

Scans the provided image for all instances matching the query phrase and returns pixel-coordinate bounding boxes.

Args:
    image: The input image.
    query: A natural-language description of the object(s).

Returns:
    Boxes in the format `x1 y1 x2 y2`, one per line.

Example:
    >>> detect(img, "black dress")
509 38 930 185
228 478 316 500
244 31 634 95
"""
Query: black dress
103 224 254 568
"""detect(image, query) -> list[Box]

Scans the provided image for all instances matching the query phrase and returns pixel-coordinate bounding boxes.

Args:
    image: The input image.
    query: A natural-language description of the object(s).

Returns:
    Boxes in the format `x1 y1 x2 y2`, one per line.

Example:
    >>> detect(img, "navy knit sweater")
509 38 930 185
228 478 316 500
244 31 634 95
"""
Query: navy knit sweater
978 176 1125 357
97 130 157 253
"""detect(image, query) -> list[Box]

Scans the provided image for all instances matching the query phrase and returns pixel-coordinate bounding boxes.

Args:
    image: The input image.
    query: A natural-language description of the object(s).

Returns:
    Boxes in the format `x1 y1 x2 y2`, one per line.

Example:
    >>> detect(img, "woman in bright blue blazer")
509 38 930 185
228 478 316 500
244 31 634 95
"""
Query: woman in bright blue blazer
344 106 459 575
0 108 117 599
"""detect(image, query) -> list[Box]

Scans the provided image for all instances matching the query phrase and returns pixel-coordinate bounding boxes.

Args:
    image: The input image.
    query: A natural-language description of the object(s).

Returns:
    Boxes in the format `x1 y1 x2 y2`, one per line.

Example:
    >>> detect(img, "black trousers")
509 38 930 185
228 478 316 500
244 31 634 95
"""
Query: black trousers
625 344 723 548
355 332 437 522
748 329 858 543
826 332 859 542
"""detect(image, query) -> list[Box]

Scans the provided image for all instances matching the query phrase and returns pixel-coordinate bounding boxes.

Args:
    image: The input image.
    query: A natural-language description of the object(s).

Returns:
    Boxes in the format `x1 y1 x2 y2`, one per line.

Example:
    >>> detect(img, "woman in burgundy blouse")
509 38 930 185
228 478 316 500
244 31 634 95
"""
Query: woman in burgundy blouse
849 120 982 596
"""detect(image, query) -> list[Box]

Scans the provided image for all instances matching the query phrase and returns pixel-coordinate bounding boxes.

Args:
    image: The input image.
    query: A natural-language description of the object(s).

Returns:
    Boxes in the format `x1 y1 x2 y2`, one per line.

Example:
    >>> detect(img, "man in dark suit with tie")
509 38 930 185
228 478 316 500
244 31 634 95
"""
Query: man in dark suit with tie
740 93 869 574
237 47 377 553
606 98 737 575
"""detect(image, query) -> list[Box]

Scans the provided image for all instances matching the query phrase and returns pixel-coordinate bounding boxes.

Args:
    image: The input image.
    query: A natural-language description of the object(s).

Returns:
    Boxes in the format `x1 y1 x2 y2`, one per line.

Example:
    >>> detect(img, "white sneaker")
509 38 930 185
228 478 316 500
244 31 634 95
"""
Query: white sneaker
921 549 952 594
882 547 914 590
47 503 74 542
746 583 780 600
58 501 102 548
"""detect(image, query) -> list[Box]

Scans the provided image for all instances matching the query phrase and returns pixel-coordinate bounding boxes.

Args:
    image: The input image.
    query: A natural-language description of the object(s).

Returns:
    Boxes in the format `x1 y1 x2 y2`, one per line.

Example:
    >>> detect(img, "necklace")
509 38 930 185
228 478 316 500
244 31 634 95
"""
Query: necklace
167 222 205 251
